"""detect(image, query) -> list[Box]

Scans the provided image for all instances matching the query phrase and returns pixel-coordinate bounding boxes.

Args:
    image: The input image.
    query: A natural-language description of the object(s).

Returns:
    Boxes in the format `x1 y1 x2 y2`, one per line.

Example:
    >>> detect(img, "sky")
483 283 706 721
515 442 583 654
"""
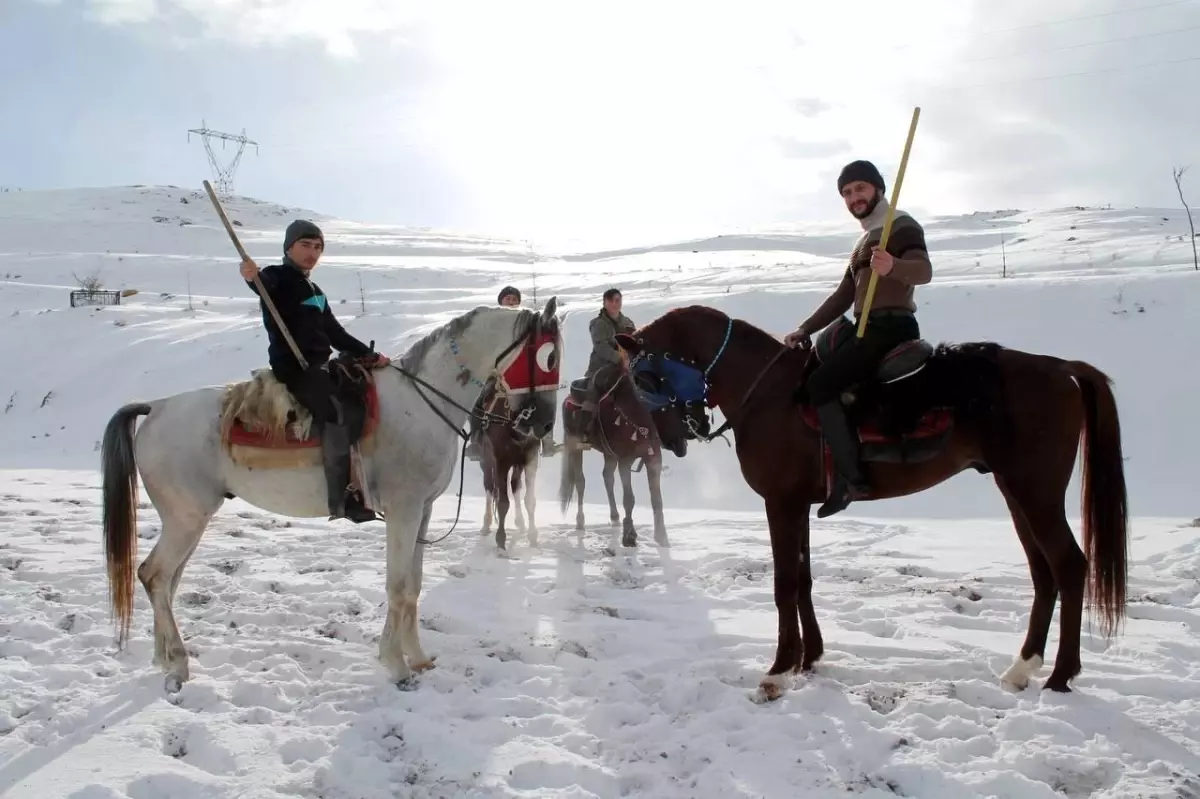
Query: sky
3 0 1200 248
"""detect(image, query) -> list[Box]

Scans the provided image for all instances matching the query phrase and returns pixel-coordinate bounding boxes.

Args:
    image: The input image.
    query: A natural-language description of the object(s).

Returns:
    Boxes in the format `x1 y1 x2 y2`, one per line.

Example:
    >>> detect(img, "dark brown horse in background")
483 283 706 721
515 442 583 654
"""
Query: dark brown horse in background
558 358 705 549
616 305 1128 701
475 384 550 551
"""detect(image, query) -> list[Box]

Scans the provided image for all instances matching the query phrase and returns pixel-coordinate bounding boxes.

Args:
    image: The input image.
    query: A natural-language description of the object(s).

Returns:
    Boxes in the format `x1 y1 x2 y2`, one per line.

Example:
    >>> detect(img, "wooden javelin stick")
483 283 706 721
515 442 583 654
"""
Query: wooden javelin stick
202 180 309 371
856 106 921 339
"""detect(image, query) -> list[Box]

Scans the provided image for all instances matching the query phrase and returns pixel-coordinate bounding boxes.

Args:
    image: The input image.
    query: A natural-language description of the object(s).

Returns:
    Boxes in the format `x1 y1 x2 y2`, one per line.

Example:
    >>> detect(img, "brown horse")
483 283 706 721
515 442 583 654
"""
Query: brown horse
475 384 549 551
615 305 1128 700
558 358 705 549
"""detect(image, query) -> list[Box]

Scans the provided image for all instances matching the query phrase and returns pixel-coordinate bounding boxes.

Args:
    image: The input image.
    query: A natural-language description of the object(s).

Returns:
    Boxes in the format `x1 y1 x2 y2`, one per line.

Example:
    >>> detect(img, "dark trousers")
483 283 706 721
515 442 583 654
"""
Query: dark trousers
276 363 340 426
807 312 920 505
273 362 374 521
807 313 920 405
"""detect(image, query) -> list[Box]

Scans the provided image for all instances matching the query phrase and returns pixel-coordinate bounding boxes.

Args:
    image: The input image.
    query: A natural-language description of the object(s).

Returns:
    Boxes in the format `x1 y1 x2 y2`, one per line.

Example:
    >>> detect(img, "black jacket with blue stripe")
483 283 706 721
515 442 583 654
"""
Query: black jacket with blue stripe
246 260 373 380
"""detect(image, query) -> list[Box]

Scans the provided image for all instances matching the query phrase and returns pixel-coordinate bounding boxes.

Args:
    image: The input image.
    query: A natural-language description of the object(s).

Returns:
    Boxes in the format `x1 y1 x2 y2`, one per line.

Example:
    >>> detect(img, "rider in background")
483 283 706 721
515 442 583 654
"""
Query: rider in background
465 286 559 460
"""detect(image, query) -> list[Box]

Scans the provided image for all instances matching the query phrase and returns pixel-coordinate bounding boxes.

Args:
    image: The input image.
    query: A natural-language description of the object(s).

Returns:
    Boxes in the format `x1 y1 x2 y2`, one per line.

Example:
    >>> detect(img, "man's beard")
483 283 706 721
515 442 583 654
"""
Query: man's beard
849 192 881 220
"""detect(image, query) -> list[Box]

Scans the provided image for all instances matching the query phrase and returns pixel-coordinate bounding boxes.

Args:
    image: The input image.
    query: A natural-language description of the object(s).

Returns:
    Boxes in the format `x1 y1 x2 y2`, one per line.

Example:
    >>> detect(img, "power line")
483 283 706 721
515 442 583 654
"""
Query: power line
961 23 1200 64
975 0 1194 36
937 52 1200 91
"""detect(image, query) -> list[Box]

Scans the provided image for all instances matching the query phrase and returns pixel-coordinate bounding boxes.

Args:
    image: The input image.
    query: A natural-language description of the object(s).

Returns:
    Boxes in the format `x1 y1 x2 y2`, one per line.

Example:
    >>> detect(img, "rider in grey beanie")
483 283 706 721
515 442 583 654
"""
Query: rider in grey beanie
284 219 324 254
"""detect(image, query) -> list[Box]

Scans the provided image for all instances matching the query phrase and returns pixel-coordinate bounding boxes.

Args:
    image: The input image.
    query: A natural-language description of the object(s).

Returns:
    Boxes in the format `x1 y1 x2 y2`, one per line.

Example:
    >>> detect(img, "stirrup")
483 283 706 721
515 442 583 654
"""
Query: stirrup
330 490 380 524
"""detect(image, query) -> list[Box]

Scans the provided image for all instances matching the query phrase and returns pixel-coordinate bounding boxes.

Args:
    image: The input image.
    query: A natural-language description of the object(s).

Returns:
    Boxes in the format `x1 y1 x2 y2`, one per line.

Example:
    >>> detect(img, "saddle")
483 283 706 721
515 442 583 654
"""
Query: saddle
569 376 597 409
219 356 381 470
797 316 953 467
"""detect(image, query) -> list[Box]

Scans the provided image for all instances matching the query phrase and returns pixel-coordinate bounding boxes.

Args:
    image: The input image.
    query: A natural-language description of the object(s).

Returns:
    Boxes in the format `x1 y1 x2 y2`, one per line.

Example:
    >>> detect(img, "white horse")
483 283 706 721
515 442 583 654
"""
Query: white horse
100 299 561 692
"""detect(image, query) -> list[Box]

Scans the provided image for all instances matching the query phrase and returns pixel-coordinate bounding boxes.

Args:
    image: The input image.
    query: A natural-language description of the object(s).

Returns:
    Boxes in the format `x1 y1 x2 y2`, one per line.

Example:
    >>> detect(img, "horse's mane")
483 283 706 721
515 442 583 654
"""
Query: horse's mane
399 306 541 372
647 305 802 371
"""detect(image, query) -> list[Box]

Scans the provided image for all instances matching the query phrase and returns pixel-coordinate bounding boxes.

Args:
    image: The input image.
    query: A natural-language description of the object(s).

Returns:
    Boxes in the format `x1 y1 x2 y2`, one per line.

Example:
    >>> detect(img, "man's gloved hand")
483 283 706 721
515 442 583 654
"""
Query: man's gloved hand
363 340 390 368
783 327 812 350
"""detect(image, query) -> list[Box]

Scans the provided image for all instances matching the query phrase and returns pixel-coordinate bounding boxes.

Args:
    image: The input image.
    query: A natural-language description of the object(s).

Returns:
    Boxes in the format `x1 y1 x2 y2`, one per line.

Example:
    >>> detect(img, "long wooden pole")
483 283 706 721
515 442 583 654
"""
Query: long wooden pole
202 180 309 370
855 106 921 339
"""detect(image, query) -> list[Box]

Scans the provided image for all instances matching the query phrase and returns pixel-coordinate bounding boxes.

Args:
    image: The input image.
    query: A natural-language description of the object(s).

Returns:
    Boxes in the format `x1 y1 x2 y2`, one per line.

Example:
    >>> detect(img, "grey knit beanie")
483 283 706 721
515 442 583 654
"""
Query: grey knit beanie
284 219 324 253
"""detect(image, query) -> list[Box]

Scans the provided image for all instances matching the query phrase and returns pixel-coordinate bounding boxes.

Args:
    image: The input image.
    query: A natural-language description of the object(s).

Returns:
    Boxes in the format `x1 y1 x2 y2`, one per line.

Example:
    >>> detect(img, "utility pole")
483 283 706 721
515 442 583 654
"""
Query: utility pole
187 120 258 198
1000 231 1007 278
526 239 538 307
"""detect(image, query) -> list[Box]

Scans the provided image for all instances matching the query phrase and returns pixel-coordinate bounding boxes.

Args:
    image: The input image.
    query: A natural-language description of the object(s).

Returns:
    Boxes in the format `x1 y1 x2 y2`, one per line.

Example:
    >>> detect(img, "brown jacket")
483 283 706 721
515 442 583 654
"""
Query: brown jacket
800 209 931 336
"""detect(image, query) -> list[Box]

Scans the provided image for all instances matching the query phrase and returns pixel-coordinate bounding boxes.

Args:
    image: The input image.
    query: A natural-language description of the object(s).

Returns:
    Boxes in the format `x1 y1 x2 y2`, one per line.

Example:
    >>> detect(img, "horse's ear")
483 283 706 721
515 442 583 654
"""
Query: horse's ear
540 296 558 326
614 332 640 355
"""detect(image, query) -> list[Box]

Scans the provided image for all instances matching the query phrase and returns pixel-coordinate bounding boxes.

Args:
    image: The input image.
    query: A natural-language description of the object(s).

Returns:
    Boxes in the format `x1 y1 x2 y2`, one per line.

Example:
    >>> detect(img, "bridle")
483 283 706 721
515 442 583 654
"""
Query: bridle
626 315 791 443
386 311 557 543
625 317 734 444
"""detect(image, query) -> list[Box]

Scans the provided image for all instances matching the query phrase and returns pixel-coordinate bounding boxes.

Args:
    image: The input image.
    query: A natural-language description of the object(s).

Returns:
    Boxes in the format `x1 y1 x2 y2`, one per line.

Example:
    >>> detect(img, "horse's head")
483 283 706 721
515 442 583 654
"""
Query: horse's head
490 297 562 440
616 306 732 446
628 355 709 456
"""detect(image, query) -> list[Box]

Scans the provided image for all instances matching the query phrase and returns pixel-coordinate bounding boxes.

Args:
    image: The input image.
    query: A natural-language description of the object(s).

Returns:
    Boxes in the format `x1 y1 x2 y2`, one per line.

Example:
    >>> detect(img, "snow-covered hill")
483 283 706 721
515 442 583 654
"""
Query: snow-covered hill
1 186 1198 798
1 185 1197 518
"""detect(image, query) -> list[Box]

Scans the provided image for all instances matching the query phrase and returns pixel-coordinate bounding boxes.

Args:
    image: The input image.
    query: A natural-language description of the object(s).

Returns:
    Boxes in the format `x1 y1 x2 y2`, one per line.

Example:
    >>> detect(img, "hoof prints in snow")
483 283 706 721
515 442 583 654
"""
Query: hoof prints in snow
0 480 1199 798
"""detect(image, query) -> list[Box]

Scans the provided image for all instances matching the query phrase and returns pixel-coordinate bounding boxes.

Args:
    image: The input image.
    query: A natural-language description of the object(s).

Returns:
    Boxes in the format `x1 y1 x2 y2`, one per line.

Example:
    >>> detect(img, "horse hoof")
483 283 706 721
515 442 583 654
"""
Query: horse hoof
410 657 437 674
164 674 185 694
395 676 420 692
752 677 786 704
654 534 669 548
1042 678 1073 693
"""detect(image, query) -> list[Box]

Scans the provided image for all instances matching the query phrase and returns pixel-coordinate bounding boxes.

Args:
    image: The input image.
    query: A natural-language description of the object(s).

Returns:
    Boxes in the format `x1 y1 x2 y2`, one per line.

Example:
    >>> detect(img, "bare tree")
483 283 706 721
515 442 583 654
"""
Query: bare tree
1173 165 1198 271
71 268 104 292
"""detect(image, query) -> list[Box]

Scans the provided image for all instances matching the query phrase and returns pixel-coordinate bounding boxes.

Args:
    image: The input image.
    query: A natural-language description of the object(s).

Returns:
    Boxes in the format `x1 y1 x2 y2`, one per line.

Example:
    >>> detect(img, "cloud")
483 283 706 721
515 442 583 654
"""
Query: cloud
791 97 833 117
775 137 851 160
23 0 1200 239
74 0 428 57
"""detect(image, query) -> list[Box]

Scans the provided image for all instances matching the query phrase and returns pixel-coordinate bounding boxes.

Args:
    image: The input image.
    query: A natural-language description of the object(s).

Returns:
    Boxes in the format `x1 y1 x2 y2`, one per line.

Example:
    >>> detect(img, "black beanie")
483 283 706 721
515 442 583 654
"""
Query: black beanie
284 219 324 253
837 160 886 194
497 285 521 304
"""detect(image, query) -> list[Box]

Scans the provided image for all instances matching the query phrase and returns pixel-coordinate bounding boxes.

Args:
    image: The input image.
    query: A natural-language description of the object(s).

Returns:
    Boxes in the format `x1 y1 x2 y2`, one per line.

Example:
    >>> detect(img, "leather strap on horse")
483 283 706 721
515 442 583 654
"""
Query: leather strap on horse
705 347 806 441
203 180 310 371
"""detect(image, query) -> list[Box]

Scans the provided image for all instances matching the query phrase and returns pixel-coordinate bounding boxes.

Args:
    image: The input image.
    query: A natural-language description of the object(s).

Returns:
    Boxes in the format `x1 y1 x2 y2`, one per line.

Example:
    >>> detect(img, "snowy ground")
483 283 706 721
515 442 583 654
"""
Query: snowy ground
2 471 1199 798
1 186 1199 797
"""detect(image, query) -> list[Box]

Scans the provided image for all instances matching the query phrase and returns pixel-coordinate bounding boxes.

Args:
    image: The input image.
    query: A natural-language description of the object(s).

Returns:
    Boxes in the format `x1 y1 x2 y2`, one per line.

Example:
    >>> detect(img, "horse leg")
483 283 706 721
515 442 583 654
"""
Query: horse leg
511 456 527 537
756 491 807 702
378 500 424 685
136 501 218 691
480 460 494 537
494 461 511 552
573 449 586 532
522 450 540 548
796 507 822 671
619 458 637 548
996 477 1057 691
399 501 435 674
645 458 668 547
602 454 619 527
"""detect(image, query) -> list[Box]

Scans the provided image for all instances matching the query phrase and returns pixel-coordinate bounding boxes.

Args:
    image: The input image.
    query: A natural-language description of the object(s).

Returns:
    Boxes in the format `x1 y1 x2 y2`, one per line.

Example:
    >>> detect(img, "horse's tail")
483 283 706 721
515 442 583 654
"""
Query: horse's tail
101 401 151 650
558 441 583 514
1065 360 1129 639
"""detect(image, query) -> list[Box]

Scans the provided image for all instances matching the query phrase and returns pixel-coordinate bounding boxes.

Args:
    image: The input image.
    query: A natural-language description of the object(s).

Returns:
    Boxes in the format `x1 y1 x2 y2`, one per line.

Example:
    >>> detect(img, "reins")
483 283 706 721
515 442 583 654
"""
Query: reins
376 315 548 546
702 347 798 441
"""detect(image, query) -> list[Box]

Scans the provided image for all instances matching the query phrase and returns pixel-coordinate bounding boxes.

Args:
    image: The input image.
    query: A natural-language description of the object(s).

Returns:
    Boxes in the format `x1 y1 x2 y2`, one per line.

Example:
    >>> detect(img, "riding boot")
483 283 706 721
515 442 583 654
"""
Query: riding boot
320 417 379 524
815 401 870 519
